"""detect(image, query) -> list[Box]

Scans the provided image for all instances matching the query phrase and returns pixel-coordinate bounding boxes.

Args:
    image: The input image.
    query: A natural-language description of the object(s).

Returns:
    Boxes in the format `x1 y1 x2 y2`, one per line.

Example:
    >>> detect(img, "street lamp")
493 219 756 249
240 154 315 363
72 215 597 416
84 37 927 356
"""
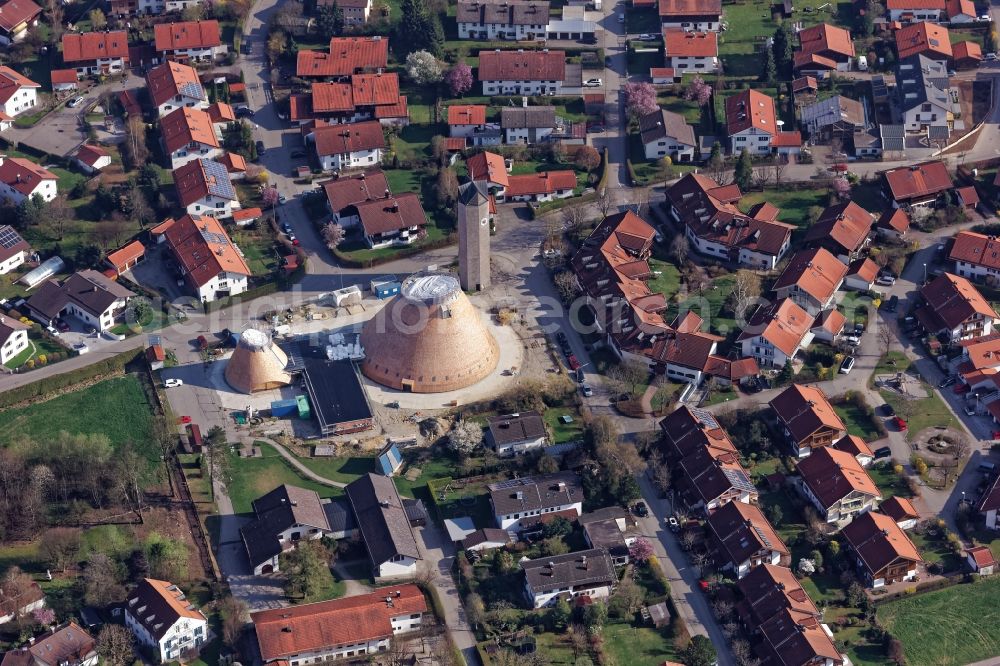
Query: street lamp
923 263 928 284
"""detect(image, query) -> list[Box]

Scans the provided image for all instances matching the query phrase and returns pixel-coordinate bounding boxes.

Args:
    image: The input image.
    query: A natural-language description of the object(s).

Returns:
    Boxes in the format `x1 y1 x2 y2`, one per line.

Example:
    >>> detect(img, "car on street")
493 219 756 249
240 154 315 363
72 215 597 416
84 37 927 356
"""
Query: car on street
556 331 568 344
939 376 956 388
617 12 625 22
582 384 593 397
980 13 992 20
876 275 896 286
179 415 192 424
587 124 605 133
567 354 581 370
282 222 293 234
882 403 895 417
667 516 680 532
893 416 908 431
584 78 603 87
854 323 864 335
839 356 855 374
992 430 1000 439
966 404 977 416
278 193 287 204
67 96 85 108
874 446 892 459
842 335 861 346
255 140 265 155
987 52 998 61
46 325 60 337
638 33 659 40
72 342 89 354
883 295 899 312
164 378 184 388
235 106 255 118
633 501 648 517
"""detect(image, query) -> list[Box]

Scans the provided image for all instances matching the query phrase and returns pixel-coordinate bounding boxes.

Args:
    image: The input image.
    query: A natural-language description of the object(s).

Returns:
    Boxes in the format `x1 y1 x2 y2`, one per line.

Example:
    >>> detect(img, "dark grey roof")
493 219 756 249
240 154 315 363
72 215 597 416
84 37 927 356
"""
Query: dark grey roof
403 498 428 523
880 124 905 151
345 473 421 567
487 411 546 446
928 124 950 140
240 485 332 567
577 506 629 525
521 548 616 593
895 54 950 113
322 497 357 534
501 106 557 129
799 95 865 129
582 519 628 555
638 108 696 148
461 528 511 550
488 472 583 516
456 0 550 26
26 269 133 321
458 179 490 206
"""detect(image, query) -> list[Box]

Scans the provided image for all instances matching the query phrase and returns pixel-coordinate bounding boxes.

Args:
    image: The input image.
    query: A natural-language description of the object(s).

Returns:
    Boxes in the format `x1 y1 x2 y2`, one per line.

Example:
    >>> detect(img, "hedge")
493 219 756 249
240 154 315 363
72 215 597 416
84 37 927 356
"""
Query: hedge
332 234 457 269
0 348 144 410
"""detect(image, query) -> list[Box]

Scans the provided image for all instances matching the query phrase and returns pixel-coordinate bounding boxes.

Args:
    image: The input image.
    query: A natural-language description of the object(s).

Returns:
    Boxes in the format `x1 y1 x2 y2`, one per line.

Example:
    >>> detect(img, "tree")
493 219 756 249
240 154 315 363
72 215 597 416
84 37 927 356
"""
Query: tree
542 536 569 556
395 0 444 58
562 204 585 235
124 116 149 170
582 601 608 631
445 62 474 96
573 145 601 172
623 81 658 119
89 8 107 29
284 540 331 599
83 553 125 607
832 177 851 199
734 149 754 192
181 2 204 20
219 596 248 650
316 2 345 40
772 24 794 76
124 183 154 228
447 420 484 454
553 270 581 303
763 48 777 84
321 223 345 250
44 196 73 241
551 597 572 631
436 167 459 208
33 607 56 627
648 450 671 493
879 324 893 356
731 269 762 323
39 528 82 573
629 537 654 564
682 635 717 666
609 575 644 617
0 567 35 621
862 0 882 36
263 187 280 208
93 216 128 251
684 76 712 107
74 244 102 270
15 195 45 229
596 188 614 217
267 29 287 62
145 532 188 581
44 0 64 46
670 234 689 265
405 50 443 85
97 625 135 666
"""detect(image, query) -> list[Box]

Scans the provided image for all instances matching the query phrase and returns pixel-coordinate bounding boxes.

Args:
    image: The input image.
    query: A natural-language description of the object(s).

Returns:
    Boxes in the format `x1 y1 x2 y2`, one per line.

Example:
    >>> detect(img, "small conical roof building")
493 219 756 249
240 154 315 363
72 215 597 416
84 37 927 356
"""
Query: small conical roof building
224 327 292 393
360 273 499 393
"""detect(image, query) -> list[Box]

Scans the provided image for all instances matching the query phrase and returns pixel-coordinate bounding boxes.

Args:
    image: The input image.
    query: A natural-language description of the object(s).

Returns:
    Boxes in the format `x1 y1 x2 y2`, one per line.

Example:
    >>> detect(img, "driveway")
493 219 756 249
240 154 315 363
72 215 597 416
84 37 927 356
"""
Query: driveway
415 524 478 664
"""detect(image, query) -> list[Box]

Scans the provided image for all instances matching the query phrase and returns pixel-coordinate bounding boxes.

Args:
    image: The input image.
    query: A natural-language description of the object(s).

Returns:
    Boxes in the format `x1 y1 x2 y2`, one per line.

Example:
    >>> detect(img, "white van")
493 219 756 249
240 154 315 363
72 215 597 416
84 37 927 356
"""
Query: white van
857 55 869 71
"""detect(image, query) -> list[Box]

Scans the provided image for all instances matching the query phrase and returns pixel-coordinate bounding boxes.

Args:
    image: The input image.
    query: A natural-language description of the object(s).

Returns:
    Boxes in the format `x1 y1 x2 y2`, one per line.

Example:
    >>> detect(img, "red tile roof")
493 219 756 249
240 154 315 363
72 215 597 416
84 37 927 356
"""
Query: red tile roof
0 0 41 33
883 160 952 203
663 29 717 57
351 72 400 107
792 75 819 92
50 69 78 85
950 231 1000 272
0 156 56 197
160 106 219 153
118 89 141 116
448 104 487 125
163 213 251 286
251 586 427 662
773 247 848 304
353 192 427 237
296 36 389 77
738 298 814 357
877 208 911 234
895 22 953 60
726 88 777 137
75 143 109 167
657 0 721 17
146 60 204 108
946 0 975 17
771 131 802 147
833 434 874 459
804 201 873 254
797 446 880 511
105 240 145 271
880 496 919 523
505 170 576 197
920 272 999 331
957 185 980 206
322 170 390 212
154 20 221 51
218 151 246 173
62 30 129 63
467 151 509 187
311 82 353 112
841 511 922 575
847 257 879 283
373 95 408 120
313 120 385 157
206 101 235 123
231 207 262 223
967 545 996 569
797 23 855 61
886 0 944 8
478 49 566 82
954 39 983 62
707 501 788 568
0 66 38 106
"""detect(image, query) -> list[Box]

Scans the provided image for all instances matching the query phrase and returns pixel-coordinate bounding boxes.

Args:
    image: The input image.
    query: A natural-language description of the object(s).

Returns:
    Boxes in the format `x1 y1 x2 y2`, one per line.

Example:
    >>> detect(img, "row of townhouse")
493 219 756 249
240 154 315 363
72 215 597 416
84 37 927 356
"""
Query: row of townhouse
455 0 597 41
446 103 586 147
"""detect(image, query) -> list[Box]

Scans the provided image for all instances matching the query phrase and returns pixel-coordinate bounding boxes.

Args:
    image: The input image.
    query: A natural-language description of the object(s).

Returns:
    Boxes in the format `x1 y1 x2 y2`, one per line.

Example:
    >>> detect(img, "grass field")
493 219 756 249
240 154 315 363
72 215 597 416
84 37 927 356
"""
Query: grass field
879 388 956 441
604 623 680 666
543 406 585 444
647 257 682 298
226 449 341 514
833 401 882 441
878 577 1000 666
739 187 831 230
0 375 156 451
868 462 912 500
293 453 376 485
665 273 738 337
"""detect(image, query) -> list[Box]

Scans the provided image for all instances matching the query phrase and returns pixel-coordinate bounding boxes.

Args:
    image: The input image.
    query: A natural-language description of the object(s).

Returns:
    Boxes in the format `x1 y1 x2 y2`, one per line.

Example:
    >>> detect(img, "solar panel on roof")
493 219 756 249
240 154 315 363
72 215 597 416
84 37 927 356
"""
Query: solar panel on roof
179 81 206 100
752 525 773 549
691 408 720 429
0 226 23 250
201 159 237 201
723 468 757 493
490 477 529 491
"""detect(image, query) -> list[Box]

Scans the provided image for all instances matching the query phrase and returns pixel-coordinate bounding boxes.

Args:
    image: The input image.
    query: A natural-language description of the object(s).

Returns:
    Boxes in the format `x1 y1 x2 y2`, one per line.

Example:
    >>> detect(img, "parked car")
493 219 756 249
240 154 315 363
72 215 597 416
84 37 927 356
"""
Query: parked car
67 96 85 108
567 354 581 370
842 335 861 346
893 416 908 431
966 404 977 416
854 323 865 335
164 378 184 388
882 403 895 417
638 33 659 40
282 222 293 234
72 342 89 354
633 501 648 517
987 52 998 61
196 335 208 350
56 319 70 332
582 384 593 397
617 12 625 22
255 140 265 155
939 376 956 388
584 78 603 87
839 356 856 374
874 446 892 459
278 193 287 204
883 295 899 312
46 325 60 337
667 516 680 532
876 275 896 286
235 106 255 118
587 124 606 133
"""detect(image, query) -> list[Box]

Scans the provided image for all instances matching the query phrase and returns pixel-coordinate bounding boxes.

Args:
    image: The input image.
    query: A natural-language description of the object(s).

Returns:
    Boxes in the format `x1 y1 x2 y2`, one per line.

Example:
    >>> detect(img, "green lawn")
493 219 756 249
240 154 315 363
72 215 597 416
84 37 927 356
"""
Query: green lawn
0 375 155 452
226 449 342 514
533 632 578 664
543 406 585 444
832 401 881 441
879 388 956 441
292 453 377 485
909 529 963 572
604 623 680 666
663 273 738 338
647 257 682 299
232 229 280 275
878 577 1000 666
384 168 424 196
390 124 444 163
868 462 913 500
739 187 831 231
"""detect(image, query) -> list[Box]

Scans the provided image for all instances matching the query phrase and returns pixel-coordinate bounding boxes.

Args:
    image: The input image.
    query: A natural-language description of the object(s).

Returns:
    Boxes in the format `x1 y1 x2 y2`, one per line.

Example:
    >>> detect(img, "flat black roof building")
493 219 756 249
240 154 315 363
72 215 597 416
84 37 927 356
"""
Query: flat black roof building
300 349 374 436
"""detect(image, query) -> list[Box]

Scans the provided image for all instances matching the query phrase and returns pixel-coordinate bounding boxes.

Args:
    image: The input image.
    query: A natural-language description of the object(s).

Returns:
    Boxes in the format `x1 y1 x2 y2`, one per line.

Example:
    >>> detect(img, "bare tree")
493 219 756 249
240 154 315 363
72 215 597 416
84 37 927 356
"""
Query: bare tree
772 161 787 185
690 551 709 571
124 116 148 169
44 196 73 240
39 528 82 573
731 270 762 323
670 234 689 265
321 223 345 250
631 186 650 217
596 188 614 218
879 324 893 358
96 626 135 666
562 204 585 235
648 449 671 493
218 596 248 650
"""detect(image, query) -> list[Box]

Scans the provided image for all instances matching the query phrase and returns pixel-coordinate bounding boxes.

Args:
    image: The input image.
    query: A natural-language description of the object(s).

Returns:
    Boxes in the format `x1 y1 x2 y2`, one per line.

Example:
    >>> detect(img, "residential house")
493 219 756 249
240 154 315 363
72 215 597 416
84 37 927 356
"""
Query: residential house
251 586 427 664
896 55 951 136
917 272 1000 342
769 384 848 457
161 213 251 302
488 472 583 530
319 0 371 24
146 60 207 117
312 120 385 172
810 308 848 345
350 192 427 248
173 158 241 219
218 152 247 180
657 0 721 31
796 445 881 525
980 473 1000 529
545 9 598 41
957 185 980 210
448 104 500 146
25 269 133 332
109 0 206 16
520 549 616 608
487 411 548 456
886 0 945 22
0 623 97 666
792 75 819 96
502 170 576 202
467 150 510 192
0 224 29 274
296 36 389 79
736 565 845 666
501 106 557 144
953 40 983 68
946 0 977 21
880 496 919 529
772 247 847 316
895 21 952 60
793 23 855 74
0 0 41 43
478 49 566 96
579 508 638 566
738 298 815 369
72 144 111 175
124 579 208 663
345 473 422 578
322 170 390 226
154 20 225 63
882 160 952 208
0 579 44 624
845 257 880 292
804 201 874 263
0 66 37 119
160 107 221 169
841 511 922 587
662 30 719 72
461 528 513 552
967 545 996 574
638 107 696 161
949 230 1000 283
648 312 759 386
240 484 346 575
726 88 801 155
650 67 682 84
665 173 794 269
291 73 408 128
104 240 145 277
799 95 867 143
659 405 738 460
677 441 759 515
706 500 789 578
50 69 79 94
876 208 911 239
456 0 549 40
61 31 129 78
